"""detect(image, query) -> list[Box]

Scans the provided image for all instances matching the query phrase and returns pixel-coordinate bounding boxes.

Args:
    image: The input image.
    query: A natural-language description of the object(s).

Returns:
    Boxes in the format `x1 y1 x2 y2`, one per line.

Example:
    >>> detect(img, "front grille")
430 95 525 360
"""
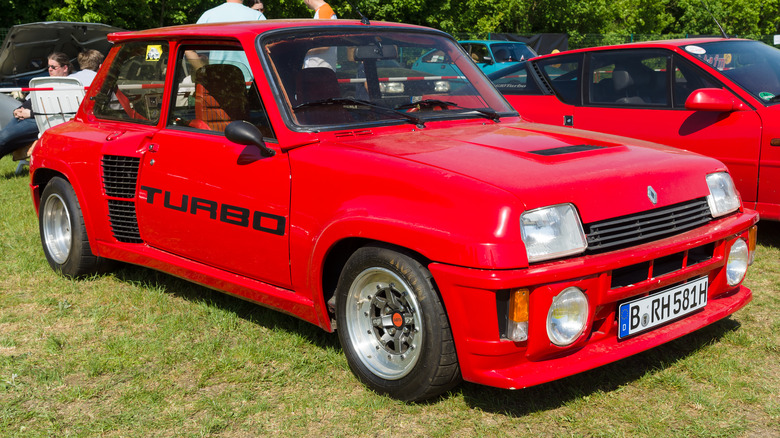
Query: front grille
101 155 140 198
107 200 142 243
585 198 712 254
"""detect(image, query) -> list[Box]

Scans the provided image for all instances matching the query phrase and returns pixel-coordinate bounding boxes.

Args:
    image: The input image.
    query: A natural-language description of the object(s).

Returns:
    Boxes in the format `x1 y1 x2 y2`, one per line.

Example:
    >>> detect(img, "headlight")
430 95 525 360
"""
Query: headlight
706 172 740 217
726 238 749 286
434 81 450 92
547 287 589 346
521 203 587 263
379 82 404 94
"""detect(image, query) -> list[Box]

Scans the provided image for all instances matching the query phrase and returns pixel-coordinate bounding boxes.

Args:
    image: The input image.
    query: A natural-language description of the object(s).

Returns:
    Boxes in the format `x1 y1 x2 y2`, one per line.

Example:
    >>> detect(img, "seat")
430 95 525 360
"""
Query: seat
493 48 511 63
612 69 645 104
193 64 249 132
293 67 345 125
18 76 85 174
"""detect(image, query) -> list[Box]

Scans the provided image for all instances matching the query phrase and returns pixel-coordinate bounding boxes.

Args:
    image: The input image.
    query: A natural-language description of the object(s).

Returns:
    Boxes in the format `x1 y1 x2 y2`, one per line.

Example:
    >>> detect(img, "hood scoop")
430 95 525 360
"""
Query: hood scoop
529 144 606 156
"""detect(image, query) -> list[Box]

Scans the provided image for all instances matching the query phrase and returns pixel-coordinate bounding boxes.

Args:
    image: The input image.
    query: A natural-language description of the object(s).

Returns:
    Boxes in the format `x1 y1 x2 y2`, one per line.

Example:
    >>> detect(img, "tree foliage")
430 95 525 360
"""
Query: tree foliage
1 0 778 36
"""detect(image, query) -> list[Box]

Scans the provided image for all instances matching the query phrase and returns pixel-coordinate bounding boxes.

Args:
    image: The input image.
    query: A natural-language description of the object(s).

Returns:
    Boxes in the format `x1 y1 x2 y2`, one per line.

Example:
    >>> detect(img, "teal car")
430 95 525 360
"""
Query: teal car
411 40 537 76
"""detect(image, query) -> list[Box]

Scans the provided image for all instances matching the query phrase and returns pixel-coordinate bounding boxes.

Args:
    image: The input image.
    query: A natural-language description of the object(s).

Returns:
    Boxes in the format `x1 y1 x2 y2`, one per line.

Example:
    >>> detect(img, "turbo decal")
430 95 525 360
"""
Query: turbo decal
140 185 285 236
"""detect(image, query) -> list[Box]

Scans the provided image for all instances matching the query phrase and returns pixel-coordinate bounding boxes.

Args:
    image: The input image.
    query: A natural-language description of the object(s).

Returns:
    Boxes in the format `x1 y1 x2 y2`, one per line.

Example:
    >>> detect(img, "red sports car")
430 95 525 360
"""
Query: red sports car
490 38 780 221
29 21 758 401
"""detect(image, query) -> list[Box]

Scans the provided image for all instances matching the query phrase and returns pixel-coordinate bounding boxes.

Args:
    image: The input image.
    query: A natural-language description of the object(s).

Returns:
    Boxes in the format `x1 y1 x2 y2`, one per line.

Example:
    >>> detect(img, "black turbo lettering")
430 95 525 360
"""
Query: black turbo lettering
164 191 188 212
253 211 286 236
190 197 218 219
140 185 162 204
221 204 250 227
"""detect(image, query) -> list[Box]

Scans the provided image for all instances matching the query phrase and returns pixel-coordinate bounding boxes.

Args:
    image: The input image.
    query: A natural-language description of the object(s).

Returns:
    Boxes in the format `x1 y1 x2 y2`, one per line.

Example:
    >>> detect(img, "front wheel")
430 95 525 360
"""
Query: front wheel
336 245 461 401
39 177 111 277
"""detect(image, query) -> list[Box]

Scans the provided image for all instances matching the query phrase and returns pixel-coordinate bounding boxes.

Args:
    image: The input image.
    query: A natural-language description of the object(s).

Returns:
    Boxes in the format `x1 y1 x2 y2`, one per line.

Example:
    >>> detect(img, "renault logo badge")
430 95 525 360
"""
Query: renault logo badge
647 186 658 205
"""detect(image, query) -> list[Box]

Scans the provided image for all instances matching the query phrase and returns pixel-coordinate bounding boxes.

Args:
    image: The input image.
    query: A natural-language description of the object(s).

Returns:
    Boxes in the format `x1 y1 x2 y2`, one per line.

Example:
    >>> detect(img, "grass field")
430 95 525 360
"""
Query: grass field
1 156 778 437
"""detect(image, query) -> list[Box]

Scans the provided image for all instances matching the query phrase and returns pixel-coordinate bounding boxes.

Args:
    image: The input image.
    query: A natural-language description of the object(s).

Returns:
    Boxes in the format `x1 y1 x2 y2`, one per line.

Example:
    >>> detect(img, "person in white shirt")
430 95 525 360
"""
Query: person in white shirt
197 0 266 23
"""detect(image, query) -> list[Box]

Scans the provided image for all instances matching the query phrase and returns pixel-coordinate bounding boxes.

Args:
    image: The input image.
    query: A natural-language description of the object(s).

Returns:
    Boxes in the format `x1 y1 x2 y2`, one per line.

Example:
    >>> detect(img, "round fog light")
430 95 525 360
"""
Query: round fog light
547 287 588 346
726 238 749 286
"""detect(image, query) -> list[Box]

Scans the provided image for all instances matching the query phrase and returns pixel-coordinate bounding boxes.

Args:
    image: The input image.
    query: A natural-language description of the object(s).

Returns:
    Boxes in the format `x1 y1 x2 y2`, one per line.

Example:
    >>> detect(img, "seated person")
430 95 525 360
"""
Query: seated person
0 52 73 161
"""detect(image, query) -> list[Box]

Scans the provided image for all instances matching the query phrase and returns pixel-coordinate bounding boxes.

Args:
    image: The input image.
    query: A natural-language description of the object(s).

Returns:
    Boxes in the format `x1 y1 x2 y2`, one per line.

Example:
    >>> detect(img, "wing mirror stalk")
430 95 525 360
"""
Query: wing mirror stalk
226 120 276 159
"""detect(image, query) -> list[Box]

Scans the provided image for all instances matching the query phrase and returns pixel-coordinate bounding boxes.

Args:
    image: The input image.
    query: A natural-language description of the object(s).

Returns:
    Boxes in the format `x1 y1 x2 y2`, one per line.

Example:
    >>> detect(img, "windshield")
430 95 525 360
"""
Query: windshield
688 40 780 104
490 43 537 62
262 28 514 128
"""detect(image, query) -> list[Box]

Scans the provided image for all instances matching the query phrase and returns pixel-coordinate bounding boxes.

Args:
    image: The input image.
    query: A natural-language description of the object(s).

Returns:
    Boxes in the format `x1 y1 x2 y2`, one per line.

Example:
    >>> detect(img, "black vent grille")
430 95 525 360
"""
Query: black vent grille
102 155 140 198
530 145 605 156
531 62 554 94
107 200 142 243
585 198 712 254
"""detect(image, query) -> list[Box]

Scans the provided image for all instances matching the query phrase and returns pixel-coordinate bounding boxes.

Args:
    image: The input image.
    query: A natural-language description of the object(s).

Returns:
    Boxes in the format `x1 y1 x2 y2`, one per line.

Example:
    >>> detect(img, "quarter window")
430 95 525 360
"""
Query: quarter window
93 41 169 124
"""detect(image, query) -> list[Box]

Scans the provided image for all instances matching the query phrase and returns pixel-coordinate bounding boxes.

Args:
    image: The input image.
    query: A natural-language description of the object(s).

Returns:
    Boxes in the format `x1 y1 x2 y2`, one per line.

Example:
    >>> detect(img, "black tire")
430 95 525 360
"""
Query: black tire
39 177 111 277
335 245 461 401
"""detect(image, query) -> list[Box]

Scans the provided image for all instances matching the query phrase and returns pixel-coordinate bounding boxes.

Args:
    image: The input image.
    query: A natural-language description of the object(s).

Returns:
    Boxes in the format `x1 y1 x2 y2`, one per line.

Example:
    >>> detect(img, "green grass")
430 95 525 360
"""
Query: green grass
1 156 779 436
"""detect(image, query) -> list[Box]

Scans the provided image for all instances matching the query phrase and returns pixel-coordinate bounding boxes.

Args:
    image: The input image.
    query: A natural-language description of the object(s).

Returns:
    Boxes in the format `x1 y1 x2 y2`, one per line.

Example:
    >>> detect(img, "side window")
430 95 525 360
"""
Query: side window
168 44 274 139
537 55 581 105
587 50 670 107
492 62 542 95
673 56 720 107
461 44 489 64
93 41 169 124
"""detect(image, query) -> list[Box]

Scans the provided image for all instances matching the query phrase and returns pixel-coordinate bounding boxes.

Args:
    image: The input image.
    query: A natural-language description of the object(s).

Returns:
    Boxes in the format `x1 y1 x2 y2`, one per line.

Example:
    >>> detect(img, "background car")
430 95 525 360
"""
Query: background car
413 40 537 76
489 38 780 221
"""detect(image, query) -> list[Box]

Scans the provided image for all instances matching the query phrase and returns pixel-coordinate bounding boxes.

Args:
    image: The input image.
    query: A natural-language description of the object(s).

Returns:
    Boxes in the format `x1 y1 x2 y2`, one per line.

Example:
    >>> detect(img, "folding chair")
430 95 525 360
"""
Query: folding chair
16 76 85 174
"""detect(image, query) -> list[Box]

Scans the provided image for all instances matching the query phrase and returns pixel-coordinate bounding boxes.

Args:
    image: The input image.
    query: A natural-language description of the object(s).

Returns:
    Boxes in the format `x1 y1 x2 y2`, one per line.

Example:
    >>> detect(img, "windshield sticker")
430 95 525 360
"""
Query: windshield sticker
685 45 707 55
146 45 163 61
759 91 775 101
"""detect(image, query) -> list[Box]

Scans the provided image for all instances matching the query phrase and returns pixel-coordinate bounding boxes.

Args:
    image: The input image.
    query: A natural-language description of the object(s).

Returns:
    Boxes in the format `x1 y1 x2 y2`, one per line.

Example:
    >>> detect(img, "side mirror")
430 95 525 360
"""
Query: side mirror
483 56 494 65
225 120 275 159
685 88 745 112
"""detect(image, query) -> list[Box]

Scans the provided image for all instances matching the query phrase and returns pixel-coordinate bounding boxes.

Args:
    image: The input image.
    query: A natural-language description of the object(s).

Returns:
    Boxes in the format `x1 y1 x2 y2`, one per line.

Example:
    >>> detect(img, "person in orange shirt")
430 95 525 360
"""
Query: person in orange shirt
304 0 337 19
302 0 337 69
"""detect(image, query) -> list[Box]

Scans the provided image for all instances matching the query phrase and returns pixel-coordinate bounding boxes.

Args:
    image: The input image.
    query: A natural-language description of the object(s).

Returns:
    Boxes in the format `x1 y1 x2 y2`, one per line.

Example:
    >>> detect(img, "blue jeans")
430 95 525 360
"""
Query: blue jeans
0 117 38 159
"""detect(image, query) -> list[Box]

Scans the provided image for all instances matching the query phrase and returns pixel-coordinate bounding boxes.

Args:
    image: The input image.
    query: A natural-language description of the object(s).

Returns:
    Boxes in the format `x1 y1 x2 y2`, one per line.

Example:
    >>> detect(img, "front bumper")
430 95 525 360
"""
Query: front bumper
429 210 758 390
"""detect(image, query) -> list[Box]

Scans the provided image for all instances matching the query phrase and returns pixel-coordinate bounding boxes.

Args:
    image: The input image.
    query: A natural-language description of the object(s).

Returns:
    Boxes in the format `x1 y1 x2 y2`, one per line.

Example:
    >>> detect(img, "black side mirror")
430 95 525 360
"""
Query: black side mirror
225 120 275 159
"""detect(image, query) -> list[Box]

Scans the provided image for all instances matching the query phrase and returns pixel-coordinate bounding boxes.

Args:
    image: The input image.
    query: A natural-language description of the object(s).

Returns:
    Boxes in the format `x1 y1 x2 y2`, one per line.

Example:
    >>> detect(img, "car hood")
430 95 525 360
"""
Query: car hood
339 122 724 224
0 21 123 85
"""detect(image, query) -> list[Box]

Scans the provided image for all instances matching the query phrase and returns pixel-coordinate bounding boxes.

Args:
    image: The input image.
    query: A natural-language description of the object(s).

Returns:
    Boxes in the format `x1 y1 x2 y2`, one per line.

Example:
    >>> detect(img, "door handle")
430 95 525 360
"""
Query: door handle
771 139 780 146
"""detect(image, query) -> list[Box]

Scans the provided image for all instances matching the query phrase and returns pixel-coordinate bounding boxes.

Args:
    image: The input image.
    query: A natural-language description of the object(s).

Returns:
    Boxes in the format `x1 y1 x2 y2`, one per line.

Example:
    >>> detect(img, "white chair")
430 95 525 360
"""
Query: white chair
15 77 85 174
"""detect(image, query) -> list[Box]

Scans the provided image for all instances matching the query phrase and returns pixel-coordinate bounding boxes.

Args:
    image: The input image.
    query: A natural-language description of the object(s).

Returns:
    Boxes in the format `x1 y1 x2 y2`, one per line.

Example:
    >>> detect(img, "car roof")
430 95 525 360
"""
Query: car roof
108 19 437 43
530 37 750 61
459 40 528 46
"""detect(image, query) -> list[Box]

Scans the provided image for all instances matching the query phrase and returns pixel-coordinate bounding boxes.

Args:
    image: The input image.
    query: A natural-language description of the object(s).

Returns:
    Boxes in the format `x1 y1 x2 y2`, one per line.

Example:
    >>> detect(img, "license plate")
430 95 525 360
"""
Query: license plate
618 277 708 339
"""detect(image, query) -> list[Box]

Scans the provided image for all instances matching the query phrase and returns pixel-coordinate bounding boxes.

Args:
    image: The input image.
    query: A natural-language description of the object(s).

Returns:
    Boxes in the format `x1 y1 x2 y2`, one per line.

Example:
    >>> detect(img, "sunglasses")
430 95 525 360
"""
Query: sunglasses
48 64 62 70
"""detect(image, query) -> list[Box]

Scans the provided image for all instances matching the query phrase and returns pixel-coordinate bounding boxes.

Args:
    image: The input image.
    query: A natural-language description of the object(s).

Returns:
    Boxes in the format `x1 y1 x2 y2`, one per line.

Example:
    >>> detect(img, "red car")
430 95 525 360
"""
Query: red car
490 38 780 221
29 21 758 401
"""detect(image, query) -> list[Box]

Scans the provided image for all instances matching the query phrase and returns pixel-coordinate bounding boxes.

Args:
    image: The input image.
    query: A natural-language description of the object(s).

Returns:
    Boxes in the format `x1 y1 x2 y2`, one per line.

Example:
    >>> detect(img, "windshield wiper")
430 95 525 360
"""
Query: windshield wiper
294 97 426 128
395 99 501 122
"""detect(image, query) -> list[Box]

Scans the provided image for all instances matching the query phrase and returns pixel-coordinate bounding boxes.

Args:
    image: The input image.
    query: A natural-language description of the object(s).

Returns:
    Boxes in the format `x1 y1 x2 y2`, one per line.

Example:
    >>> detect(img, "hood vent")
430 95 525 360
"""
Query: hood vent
530 144 605 156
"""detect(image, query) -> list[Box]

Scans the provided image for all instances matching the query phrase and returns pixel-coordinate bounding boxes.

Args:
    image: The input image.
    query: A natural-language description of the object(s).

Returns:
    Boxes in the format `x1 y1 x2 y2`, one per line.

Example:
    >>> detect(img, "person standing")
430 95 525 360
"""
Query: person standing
197 0 266 23
302 0 337 69
304 0 336 19
250 0 267 19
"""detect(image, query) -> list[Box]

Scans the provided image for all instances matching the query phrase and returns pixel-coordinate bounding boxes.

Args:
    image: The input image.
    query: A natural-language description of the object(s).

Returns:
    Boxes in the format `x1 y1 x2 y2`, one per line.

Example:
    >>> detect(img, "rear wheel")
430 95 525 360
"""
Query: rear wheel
336 245 461 401
39 177 110 277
